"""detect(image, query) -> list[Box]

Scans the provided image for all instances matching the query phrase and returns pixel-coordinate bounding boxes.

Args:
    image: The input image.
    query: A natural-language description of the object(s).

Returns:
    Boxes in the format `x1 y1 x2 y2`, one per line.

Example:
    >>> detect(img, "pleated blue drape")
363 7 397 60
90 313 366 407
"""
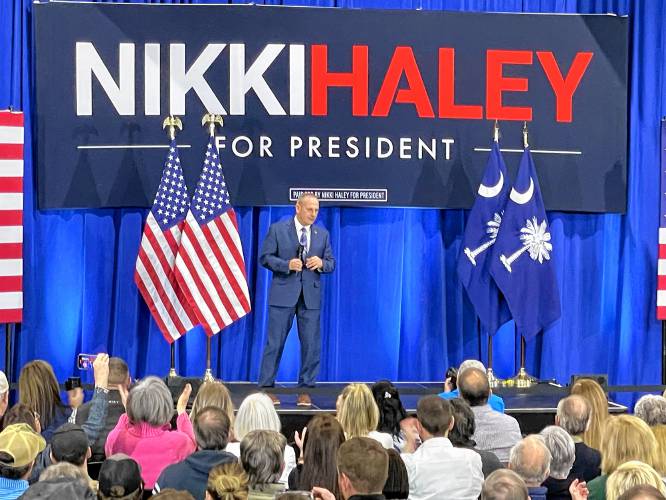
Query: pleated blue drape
1 0 662 405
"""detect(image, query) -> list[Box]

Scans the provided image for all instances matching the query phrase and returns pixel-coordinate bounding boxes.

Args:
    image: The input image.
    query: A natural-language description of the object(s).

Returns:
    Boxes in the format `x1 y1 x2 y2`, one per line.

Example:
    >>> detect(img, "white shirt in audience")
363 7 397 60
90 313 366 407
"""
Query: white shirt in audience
401 436 483 500
225 440 296 485
368 430 394 449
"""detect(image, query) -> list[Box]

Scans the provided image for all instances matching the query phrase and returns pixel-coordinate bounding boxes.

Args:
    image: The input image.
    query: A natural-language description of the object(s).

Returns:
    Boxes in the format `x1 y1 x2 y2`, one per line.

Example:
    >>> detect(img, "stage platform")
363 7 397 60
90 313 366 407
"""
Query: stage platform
166 379 627 439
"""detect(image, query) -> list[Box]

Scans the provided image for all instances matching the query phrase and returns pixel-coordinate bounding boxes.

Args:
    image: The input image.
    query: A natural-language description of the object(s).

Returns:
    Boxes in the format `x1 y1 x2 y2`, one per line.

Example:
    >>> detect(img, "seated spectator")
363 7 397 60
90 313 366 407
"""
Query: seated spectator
240 430 287 499
448 398 502 477
226 393 295 485
152 489 195 499
508 436 551 500
401 395 483 499
18 355 110 444
20 462 94 499
76 356 130 462
49 423 96 492
618 484 666 500
634 395 666 426
556 395 602 482
570 379 609 452
371 381 408 451
586 415 658 500
0 423 46 499
539 426 576 500
439 360 505 412
338 384 393 449
288 414 344 497
313 437 389 500
97 454 143 500
190 381 235 440
606 461 666 500
205 461 249 500
383 449 409 500
481 469 529 500
651 424 666 479
104 377 195 490
458 368 521 463
154 406 237 499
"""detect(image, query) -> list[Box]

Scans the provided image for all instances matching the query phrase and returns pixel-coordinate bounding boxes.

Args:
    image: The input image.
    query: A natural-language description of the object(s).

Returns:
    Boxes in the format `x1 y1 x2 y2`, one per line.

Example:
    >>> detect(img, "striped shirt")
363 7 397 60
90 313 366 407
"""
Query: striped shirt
471 404 522 463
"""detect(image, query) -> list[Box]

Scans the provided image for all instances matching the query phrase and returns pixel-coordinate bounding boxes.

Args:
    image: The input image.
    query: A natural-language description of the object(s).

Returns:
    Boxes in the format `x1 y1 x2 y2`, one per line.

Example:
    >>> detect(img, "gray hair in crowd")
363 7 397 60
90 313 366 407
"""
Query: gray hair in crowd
234 393 282 441
39 462 87 482
634 395 666 426
126 376 174 427
539 426 576 479
458 359 487 376
481 469 529 500
240 430 286 487
557 395 590 436
509 435 552 486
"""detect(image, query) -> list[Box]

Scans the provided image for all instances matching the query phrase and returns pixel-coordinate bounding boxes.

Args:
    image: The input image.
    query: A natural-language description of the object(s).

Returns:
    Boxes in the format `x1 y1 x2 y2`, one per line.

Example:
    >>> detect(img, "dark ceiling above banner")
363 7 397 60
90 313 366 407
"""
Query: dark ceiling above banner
34 3 628 212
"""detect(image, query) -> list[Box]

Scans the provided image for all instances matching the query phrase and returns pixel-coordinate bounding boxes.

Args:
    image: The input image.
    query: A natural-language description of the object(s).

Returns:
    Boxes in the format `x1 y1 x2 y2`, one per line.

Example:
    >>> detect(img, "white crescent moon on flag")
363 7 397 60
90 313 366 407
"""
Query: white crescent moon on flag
509 178 534 205
477 171 504 198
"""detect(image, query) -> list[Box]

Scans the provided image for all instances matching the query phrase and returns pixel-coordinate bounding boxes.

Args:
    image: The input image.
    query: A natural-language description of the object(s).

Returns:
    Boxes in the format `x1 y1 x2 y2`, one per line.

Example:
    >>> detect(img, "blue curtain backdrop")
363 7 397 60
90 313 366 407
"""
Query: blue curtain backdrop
0 0 662 400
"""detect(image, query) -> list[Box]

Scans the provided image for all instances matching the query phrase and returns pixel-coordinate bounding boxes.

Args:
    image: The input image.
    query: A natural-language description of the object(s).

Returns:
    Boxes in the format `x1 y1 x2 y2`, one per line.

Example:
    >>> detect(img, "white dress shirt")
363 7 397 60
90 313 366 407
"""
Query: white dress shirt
226 441 296 485
401 437 483 500
294 216 311 253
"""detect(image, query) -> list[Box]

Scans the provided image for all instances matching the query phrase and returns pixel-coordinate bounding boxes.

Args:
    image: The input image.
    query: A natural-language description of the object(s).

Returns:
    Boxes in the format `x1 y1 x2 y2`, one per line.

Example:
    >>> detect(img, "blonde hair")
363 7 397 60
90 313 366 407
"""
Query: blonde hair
601 415 658 475
607 461 666 500
206 461 249 500
651 424 666 476
191 381 235 431
570 378 609 451
18 360 62 430
234 393 281 441
337 384 379 439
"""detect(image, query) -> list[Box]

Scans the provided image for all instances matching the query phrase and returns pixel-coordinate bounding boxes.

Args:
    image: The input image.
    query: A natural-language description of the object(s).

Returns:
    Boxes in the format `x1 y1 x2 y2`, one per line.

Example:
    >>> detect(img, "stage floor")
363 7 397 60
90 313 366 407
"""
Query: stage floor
167 379 627 436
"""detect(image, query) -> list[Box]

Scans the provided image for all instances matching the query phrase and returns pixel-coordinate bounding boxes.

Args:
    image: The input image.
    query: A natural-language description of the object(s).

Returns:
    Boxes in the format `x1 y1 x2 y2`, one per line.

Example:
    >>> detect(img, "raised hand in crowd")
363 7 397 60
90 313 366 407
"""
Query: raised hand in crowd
311 486 336 500
569 479 589 500
93 353 110 390
177 383 192 415
67 386 84 409
294 426 307 461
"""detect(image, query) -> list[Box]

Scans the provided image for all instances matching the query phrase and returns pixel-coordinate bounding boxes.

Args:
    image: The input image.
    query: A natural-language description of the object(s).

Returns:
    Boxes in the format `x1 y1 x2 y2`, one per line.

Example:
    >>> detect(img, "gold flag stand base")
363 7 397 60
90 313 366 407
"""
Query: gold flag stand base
504 367 537 388
203 368 215 383
487 367 503 389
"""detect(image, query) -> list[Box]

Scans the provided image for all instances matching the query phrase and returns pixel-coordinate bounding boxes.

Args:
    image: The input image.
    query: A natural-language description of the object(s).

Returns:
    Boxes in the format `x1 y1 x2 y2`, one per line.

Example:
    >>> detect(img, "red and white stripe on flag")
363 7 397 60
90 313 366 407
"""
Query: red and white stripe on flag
0 112 23 324
175 209 251 335
659 228 666 319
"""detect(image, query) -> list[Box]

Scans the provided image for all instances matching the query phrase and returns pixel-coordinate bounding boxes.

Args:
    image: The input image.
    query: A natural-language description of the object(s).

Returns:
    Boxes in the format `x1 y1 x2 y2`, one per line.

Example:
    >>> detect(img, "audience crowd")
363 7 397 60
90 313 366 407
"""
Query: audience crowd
0 356 661 500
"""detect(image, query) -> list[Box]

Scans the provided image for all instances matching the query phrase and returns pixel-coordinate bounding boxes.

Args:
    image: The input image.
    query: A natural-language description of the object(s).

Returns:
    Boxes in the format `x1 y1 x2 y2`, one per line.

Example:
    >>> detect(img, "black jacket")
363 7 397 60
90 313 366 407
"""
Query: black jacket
569 442 602 483
153 449 237 500
75 389 125 462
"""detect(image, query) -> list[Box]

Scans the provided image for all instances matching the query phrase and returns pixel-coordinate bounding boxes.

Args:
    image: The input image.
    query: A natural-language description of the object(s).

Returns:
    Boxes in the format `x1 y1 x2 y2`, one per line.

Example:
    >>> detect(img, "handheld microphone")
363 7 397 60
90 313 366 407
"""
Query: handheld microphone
297 244 305 262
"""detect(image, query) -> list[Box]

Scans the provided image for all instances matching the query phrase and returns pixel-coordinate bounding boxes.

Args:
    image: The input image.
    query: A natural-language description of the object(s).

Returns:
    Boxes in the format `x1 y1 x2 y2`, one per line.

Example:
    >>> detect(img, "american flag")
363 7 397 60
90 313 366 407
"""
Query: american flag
0 111 23 323
659 119 666 319
175 137 251 335
135 140 197 342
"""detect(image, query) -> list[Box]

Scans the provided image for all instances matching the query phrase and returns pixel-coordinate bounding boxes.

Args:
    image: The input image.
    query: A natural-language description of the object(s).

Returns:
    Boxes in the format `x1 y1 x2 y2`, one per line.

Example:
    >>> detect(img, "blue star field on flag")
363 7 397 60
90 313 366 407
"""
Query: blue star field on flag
151 140 190 231
191 138 232 225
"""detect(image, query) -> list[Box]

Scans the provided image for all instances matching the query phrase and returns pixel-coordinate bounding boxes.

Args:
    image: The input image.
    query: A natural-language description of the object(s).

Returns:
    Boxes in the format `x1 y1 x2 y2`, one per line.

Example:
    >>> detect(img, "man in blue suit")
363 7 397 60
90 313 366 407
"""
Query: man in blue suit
258 193 335 406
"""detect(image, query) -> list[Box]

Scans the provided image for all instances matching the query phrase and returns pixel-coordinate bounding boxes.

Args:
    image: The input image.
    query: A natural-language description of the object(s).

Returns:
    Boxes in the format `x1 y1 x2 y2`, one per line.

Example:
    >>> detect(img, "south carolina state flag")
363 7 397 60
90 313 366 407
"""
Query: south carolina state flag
489 148 561 339
457 141 511 334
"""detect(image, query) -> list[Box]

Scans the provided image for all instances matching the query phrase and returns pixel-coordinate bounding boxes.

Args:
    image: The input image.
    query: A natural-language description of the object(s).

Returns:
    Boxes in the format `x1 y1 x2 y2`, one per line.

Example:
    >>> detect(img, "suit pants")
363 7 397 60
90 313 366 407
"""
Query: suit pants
258 292 321 388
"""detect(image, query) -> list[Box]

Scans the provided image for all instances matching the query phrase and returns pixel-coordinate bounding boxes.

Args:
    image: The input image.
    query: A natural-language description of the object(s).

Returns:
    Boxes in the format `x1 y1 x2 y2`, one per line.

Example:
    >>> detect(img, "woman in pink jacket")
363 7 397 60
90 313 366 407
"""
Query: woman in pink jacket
105 376 195 489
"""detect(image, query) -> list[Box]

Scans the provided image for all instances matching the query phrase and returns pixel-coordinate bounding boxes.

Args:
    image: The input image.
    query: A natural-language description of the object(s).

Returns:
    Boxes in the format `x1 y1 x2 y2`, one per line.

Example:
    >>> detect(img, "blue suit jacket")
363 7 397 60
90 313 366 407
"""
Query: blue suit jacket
260 218 335 309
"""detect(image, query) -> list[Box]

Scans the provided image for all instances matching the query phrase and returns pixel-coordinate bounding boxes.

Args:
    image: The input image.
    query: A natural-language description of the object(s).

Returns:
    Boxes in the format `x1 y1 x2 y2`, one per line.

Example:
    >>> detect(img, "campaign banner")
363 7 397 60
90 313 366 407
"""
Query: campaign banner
34 3 628 212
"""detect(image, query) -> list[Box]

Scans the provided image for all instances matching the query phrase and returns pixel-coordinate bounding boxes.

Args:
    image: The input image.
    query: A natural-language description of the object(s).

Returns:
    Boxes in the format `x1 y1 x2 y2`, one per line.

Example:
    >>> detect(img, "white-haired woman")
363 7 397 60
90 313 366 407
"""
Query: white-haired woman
225 393 296 484
105 377 195 490
540 426 577 499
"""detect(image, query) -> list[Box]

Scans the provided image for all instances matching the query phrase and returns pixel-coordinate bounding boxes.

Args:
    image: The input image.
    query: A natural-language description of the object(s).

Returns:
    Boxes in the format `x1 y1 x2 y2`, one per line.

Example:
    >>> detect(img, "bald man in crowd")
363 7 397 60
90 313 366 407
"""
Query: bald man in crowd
555 395 601 482
458 367 522 463
508 436 552 500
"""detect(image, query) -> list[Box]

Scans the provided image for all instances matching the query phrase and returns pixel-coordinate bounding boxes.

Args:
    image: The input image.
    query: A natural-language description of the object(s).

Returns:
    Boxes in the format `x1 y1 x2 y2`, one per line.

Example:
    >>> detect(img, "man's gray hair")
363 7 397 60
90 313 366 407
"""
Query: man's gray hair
556 395 590 436
509 435 552 487
458 359 487 376
539 426 575 479
634 395 666 426
126 376 174 427
240 430 286 487
234 393 282 441
39 462 86 482
481 469 529 500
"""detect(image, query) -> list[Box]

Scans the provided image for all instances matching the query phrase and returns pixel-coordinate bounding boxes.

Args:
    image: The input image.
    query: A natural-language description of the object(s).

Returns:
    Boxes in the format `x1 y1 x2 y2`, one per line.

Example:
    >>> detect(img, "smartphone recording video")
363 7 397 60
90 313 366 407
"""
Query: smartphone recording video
77 353 97 370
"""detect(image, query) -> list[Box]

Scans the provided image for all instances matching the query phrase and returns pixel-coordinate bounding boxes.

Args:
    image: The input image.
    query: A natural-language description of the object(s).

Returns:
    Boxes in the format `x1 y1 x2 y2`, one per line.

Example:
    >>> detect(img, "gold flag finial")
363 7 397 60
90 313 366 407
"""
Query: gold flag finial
202 113 224 137
522 121 529 149
493 120 500 143
162 116 183 141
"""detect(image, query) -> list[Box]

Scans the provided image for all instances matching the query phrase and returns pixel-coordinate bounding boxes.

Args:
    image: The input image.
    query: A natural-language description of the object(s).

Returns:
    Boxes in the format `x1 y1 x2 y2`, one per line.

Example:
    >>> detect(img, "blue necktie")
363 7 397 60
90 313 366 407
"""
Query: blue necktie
300 227 308 261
